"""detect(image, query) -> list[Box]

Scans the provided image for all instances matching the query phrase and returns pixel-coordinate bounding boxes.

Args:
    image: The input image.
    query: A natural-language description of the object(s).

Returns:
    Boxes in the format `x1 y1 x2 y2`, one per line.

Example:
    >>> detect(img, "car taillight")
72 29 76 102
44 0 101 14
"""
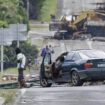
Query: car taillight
84 63 93 68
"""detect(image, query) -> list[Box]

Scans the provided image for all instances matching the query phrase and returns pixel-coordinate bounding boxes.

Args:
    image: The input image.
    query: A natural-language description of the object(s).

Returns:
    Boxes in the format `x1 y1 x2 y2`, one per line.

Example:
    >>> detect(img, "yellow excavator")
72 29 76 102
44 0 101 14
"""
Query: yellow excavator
49 10 105 39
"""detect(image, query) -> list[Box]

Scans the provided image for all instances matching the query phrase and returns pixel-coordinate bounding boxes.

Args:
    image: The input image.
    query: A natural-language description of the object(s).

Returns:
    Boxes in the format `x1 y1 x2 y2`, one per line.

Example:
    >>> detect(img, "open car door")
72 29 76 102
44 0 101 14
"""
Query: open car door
40 53 52 87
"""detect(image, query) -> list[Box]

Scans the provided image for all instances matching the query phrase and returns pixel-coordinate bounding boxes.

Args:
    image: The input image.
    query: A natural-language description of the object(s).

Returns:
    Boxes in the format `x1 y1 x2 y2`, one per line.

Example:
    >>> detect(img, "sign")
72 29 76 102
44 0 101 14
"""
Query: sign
9 24 28 41
0 24 28 75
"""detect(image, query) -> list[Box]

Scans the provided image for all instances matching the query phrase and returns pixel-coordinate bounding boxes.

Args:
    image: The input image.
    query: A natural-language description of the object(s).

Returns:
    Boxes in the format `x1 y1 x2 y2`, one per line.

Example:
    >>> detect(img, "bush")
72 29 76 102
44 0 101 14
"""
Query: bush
40 0 58 21
0 0 29 28
0 21 8 28
4 41 38 69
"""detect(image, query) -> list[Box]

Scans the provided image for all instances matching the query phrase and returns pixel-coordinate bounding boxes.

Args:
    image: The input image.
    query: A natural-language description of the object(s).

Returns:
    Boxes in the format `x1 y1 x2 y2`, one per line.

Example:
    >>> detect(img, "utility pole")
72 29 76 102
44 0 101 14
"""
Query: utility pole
27 0 29 19
1 28 4 75
1 45 4 75
17 24 19 48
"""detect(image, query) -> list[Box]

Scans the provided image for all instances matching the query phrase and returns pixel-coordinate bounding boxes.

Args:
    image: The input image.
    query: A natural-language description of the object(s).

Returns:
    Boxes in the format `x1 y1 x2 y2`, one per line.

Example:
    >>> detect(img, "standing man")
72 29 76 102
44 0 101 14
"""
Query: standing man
49 45 54 54
50 14 55 21
34 57 39 70
49 45 55 62
41 47 46 57
27 56 32 71
41 45 49 57
15 48 26 88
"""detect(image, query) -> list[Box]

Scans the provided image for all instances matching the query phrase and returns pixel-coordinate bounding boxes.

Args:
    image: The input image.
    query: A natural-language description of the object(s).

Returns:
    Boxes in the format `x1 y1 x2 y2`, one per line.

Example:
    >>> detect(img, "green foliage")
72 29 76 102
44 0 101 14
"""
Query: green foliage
0 20 8 28
40 0 58 21
0 0 33 69
21 0 58 21
22 0 46 19
0 89 16 104
0 0 28 27
19 41 39 58
4 41 38 69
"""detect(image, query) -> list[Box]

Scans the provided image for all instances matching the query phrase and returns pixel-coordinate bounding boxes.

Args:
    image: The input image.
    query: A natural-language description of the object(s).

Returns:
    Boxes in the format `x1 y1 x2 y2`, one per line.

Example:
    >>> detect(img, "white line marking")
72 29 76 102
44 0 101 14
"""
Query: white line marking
86 40 93 49
21 89 26 96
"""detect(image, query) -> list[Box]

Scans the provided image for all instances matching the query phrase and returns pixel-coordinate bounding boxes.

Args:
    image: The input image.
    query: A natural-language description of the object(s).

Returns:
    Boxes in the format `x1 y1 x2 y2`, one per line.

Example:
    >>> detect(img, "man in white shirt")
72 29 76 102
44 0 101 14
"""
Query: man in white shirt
49 45 55 62
15 48 26 88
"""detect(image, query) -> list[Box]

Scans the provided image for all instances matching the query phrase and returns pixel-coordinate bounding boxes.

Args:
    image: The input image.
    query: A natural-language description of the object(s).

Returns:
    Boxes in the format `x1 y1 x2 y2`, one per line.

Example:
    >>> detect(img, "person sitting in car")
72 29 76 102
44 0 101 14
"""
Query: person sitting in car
52 52 68 77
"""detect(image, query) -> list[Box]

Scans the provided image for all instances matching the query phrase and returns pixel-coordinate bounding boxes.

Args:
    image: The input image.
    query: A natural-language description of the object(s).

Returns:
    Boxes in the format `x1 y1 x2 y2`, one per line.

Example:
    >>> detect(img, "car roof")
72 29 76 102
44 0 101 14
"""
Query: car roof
67 49 92 53
69 49 101 53
68 49 105 60
62 49 105 56
71 49 92 52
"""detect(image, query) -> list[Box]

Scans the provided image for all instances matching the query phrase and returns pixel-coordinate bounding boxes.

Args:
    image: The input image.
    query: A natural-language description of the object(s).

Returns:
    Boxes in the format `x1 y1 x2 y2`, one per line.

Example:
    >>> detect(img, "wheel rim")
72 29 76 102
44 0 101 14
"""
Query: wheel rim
72 72 78 85
40 79 48 86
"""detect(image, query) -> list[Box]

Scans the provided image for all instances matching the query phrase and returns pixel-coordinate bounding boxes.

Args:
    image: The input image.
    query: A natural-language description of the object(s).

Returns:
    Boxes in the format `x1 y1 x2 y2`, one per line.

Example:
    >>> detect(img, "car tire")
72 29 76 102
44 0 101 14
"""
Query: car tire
71 71 83 86
40 78 52 87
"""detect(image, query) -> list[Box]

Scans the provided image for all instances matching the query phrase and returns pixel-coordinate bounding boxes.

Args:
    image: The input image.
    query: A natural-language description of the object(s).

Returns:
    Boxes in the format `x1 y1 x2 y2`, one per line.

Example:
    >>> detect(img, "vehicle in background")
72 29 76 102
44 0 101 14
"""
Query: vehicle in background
49 10 105 39
40 49 105 87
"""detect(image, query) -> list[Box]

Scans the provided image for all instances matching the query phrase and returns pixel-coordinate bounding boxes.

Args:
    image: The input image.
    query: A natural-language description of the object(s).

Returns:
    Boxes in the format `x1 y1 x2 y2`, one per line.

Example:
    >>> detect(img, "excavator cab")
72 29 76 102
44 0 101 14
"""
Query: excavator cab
49 15 70 31
49 19 63 31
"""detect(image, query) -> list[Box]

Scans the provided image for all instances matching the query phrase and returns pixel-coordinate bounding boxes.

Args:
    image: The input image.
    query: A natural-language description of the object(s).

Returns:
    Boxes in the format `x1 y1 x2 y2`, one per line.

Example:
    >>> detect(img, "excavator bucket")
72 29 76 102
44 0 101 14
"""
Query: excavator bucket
49 20 63 31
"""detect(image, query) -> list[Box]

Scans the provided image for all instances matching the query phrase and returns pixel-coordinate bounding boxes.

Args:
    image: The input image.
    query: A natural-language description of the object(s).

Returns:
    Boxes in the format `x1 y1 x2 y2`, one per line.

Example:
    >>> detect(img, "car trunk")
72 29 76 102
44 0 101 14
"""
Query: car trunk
87 58 105 68
85 58 105 79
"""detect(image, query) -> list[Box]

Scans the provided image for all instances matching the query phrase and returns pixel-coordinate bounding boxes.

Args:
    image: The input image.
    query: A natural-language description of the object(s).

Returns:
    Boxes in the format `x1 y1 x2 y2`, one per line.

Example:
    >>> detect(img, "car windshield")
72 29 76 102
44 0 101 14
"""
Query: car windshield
65 52 75 61
79 50 105 59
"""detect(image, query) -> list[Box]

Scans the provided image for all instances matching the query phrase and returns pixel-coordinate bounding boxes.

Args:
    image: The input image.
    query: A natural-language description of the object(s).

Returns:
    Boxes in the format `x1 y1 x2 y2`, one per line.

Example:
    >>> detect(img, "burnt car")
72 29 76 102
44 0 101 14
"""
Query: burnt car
40 49 105 87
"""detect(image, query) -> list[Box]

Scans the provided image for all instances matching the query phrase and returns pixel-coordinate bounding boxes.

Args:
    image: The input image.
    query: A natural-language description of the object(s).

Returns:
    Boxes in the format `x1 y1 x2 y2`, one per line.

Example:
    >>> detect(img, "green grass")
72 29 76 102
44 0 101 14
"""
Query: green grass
3 67 29 75
0 89 16 104
0 67 30 84
30 25 48 29
29 20 42 24
40 0 58 21
3 68 18 75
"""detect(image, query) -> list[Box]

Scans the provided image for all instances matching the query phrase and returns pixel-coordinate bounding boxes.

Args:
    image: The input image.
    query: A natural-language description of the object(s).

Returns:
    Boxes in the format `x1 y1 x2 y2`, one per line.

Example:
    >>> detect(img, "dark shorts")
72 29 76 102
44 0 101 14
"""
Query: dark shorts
18 68 24 82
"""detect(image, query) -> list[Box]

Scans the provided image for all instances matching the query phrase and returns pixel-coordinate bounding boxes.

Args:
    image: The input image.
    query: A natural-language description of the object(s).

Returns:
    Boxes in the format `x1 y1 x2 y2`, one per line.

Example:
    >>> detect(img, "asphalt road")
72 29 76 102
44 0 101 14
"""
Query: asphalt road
15 86 105 105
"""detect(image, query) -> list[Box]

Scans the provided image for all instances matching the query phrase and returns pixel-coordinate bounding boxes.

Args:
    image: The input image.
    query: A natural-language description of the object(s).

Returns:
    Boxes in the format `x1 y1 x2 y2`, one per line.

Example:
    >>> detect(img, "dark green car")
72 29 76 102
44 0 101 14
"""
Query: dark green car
40 49 105 87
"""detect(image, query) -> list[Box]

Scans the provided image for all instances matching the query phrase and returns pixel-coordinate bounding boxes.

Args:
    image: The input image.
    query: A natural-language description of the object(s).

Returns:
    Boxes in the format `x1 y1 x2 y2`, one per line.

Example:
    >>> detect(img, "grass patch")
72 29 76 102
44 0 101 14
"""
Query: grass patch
0 67 30 84
30 25 48 29
3 68 18 75
3 67 30 75
0 89 16 104
40 0 58 21
29 20 41 24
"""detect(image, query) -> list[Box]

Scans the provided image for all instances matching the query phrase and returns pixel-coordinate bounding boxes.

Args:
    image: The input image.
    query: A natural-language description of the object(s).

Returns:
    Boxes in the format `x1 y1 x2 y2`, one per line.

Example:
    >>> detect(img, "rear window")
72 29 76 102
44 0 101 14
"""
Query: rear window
79 50 105 59
65 52 74 61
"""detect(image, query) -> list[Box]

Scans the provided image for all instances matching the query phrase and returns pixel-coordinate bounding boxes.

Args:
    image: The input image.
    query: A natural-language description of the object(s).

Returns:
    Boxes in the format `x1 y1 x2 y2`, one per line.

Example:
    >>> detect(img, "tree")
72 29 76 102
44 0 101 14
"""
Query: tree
0 0 28 27
22 0 45 19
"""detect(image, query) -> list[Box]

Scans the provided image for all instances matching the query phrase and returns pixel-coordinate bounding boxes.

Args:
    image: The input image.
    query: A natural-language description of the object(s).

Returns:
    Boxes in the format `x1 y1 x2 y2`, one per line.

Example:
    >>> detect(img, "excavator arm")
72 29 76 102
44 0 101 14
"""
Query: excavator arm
70 11 105 30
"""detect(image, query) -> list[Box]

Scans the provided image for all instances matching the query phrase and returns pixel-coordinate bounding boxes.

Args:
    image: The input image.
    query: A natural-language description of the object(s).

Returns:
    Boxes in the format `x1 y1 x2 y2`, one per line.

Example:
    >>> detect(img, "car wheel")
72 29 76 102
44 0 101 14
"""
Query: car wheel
71 71 83 86
40 78 52 87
